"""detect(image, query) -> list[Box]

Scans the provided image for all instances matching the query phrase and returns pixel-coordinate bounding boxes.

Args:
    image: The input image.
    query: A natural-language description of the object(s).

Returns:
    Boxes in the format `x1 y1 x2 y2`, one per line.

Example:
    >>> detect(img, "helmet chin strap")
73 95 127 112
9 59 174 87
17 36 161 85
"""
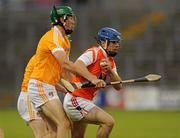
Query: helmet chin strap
101 40 109 55
104 40 108 49
103 40 118 57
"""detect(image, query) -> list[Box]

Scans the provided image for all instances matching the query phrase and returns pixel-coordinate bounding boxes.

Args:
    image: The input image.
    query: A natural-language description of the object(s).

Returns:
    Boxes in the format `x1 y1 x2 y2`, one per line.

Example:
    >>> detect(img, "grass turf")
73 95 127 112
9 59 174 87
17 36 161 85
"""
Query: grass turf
0 108 179 138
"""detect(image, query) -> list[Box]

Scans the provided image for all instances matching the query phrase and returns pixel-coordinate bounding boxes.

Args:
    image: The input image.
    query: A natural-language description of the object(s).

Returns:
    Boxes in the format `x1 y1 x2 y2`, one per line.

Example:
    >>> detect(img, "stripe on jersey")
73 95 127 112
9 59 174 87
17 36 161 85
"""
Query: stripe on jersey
53 27 63 49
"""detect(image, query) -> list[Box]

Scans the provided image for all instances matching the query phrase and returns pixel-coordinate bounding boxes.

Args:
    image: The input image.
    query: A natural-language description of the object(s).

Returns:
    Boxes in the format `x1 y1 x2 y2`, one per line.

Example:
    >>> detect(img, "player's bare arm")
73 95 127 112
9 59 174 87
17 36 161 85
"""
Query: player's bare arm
100 59 122 90
75 60 106 88
55 83 68 94
53 50 106 88
61 69 75 81
108 69 122 90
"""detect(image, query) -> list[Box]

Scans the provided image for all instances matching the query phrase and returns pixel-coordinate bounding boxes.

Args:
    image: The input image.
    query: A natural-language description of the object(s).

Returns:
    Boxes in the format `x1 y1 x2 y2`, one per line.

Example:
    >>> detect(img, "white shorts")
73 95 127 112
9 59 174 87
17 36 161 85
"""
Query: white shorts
63 93 96 121
17 92 42 122
28 79 59 109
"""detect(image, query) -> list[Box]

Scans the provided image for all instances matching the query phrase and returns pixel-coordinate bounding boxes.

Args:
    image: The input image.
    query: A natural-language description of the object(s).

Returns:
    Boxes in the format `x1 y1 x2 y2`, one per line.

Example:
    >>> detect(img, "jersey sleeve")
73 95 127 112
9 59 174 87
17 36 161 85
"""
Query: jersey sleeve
77 49 97 66
49 28 65 54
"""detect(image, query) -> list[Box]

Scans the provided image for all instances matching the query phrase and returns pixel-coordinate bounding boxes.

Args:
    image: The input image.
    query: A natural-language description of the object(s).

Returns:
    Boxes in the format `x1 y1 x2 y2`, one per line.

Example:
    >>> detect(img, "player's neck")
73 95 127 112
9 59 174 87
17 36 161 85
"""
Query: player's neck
56 25 66 36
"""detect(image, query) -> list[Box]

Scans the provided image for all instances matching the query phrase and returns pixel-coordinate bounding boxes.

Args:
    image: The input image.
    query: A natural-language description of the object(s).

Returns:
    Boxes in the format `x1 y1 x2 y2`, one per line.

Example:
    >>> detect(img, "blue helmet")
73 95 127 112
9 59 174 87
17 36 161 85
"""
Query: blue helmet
97 27 121 42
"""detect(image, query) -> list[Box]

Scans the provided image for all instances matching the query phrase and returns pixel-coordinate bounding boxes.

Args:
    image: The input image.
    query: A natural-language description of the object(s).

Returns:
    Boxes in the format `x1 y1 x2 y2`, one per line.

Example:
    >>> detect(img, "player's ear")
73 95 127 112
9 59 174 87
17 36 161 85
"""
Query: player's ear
101 41 106 48
59 16 65 23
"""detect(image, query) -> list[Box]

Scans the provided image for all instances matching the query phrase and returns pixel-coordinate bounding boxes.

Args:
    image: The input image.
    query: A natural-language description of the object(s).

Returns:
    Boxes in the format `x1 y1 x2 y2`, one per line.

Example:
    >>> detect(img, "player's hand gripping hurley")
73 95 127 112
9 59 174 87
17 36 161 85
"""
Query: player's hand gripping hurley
61 74 161 92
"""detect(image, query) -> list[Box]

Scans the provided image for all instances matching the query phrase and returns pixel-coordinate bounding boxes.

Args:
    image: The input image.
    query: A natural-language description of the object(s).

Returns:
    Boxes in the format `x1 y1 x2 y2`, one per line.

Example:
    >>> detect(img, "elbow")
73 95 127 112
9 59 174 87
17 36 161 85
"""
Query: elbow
61 60 67 68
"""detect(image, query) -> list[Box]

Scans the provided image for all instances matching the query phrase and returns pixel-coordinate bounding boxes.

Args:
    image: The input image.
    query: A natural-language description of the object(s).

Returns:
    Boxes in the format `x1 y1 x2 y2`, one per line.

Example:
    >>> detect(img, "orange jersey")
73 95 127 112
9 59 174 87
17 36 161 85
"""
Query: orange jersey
30 26 71 85
72 46 117 100
21 55 36 92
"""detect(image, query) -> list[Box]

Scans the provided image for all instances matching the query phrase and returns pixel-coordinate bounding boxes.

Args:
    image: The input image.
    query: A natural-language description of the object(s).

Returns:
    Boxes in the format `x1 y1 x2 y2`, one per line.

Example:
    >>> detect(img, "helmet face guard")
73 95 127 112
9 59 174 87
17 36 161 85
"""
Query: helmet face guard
97 27 122 57
50 6 76 35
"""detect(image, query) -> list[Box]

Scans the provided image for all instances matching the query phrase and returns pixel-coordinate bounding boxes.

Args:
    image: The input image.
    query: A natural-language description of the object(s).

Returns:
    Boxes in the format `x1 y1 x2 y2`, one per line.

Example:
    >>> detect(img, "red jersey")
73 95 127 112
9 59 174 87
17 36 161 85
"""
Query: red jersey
72 46 117 100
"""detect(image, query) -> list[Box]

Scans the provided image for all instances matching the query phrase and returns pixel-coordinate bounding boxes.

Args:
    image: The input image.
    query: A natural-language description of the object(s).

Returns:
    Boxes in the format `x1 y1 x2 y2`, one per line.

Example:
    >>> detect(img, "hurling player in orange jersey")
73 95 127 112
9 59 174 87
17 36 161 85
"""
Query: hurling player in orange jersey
63 27 123 138
28 6 105 138
17 55 68 138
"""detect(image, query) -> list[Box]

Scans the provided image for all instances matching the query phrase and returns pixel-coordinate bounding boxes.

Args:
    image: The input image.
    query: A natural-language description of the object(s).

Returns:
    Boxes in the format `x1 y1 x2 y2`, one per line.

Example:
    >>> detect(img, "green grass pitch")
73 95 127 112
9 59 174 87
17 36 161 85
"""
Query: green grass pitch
0 108 179 138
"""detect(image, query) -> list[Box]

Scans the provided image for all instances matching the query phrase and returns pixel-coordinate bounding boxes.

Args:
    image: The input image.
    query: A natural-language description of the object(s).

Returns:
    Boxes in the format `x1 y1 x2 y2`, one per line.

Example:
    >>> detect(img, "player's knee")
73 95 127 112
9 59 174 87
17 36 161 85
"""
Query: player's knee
32 129 45 138
64 118 71 129
105 117 115 129
57 117 71 129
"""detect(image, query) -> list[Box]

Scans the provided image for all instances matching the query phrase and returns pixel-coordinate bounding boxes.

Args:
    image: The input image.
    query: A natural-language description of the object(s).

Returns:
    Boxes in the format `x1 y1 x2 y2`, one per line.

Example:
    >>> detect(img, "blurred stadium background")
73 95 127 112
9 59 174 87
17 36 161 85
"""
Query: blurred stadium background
0 0 180 138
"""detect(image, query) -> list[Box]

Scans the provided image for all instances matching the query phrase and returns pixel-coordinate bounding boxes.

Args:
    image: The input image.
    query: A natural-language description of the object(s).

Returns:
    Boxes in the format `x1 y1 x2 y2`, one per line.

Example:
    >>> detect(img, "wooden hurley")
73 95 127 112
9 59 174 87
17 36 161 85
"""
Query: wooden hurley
60 74 161 92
